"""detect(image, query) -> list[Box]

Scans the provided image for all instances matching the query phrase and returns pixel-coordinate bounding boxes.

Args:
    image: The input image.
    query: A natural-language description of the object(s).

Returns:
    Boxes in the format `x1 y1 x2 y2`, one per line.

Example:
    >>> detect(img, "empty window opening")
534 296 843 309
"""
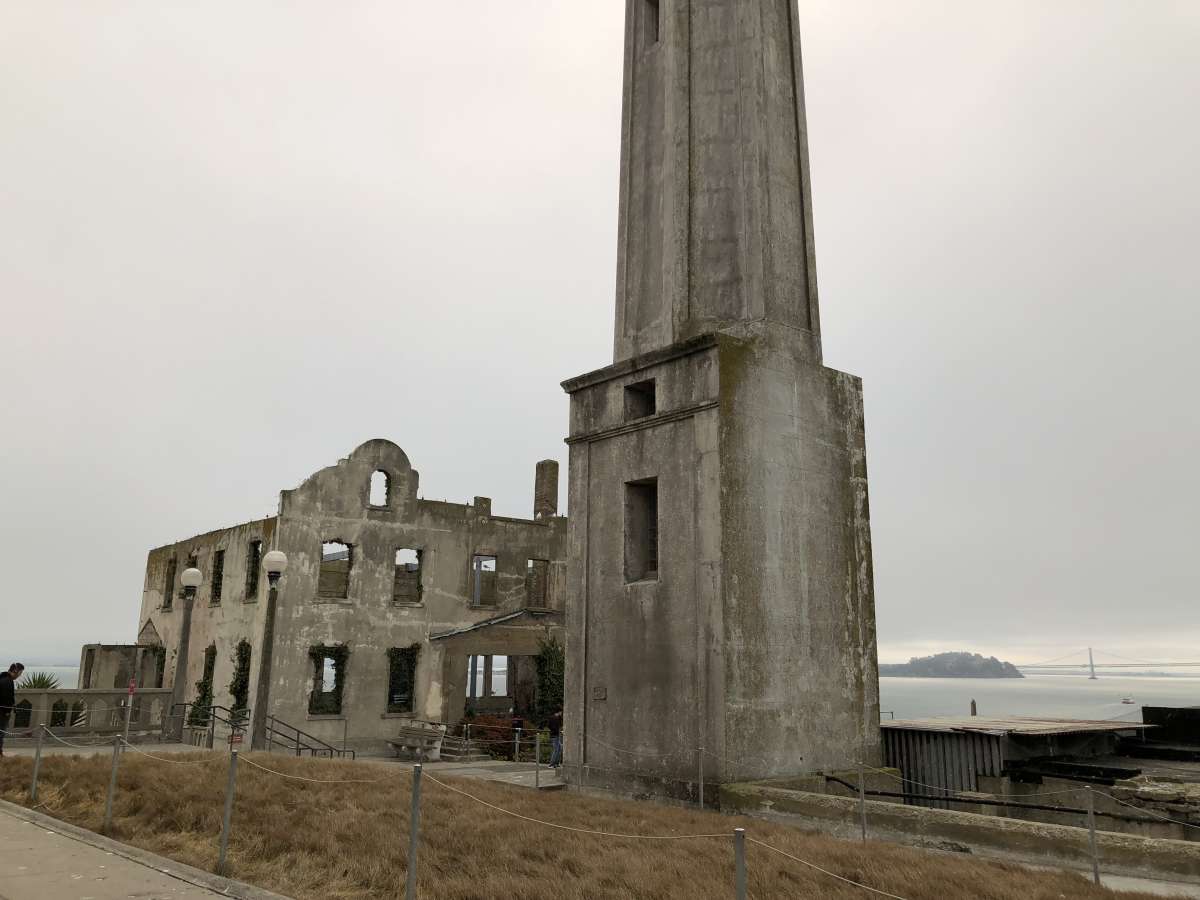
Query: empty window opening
319 541 352 599
465 653 503 699
625 379 657 420
369 470 390 507
526 558 550 607
387 645 420 713
162 558 177 610
211 549 225 603
393 548 423 605
50 699 69 728
245 540 262 599
14 700 32 728
308 645 348 715
644 0 661 45
471 554 498 607
624 478 659 583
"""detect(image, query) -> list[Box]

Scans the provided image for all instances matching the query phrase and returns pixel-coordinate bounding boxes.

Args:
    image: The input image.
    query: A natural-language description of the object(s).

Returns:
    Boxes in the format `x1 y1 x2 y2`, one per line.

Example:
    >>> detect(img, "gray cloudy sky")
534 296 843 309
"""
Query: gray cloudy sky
2 2 1197 667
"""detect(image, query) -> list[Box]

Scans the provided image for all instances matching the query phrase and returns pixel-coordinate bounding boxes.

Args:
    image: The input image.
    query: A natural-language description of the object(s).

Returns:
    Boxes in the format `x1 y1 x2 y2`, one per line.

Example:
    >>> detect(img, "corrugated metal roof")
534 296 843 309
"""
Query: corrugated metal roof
881 716 1150 736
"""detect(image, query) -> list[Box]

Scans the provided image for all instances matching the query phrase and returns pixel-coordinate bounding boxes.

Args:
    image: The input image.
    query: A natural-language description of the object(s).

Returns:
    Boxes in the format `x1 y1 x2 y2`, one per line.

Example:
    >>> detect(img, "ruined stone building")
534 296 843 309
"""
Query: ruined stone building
82 440 567 754
561 0 881 799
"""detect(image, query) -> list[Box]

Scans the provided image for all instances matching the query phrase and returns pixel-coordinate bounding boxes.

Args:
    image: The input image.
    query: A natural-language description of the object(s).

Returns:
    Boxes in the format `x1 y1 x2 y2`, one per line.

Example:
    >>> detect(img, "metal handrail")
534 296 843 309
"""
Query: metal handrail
171 703 249 749
264 714 356 760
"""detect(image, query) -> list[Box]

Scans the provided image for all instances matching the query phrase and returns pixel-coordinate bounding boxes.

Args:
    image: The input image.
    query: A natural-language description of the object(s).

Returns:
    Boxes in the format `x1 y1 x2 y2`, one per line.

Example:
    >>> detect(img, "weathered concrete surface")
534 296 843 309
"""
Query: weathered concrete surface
721 782 1200 885
614 0 822 363
78 642 162 690
563 329 879 799
562 0 880 802
137 440 567 753
0 799 290 899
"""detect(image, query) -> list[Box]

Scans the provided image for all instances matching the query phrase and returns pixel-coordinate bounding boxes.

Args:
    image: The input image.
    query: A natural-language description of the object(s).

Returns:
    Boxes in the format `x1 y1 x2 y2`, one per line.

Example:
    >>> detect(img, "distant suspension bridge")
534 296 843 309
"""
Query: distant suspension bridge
1017 647 1200 679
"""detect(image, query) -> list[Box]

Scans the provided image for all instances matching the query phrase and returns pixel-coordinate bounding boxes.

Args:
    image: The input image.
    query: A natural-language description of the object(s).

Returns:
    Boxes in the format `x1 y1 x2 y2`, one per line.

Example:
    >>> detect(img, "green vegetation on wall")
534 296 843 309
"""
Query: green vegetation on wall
228 639 252 719
188 643 217 726
17 672 60 690
534 636 565 725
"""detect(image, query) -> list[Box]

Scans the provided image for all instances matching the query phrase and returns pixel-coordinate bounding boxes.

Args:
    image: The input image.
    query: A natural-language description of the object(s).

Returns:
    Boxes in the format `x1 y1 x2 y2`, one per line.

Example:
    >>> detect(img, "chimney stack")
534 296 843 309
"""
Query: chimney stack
534 460 559 519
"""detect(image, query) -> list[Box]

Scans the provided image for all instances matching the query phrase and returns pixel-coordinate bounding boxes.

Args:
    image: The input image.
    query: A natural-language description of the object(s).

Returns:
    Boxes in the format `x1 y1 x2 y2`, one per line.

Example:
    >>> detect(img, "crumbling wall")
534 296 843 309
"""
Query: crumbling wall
263 440 567 752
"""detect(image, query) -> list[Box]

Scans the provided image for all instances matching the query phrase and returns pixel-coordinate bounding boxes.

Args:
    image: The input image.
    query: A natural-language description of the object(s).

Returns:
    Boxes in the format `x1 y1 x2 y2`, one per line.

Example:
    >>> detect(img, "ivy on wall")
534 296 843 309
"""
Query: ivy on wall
228 639 252 719
308 644 350 715
188 643 217 726
535 635 565 725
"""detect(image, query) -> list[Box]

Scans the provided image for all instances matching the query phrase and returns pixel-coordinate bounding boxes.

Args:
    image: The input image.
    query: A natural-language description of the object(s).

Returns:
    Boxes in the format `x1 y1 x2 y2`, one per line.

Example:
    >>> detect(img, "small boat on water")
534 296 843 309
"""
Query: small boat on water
1121 697 1136 704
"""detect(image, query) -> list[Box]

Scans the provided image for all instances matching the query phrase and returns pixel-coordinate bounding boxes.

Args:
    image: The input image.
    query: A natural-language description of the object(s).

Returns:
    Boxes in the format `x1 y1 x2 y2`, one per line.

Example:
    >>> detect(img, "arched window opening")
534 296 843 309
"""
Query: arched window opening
370 470 390 507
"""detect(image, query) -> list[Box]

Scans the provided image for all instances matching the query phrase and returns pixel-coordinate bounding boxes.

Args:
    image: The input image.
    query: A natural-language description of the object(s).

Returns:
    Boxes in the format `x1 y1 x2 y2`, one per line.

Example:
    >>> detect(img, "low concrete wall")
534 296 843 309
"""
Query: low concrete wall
721 782 1200 884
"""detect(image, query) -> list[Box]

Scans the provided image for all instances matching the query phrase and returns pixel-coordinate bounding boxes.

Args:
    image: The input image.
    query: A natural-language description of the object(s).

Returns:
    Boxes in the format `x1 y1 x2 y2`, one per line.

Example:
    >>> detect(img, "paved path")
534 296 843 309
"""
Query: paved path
0 806 229 900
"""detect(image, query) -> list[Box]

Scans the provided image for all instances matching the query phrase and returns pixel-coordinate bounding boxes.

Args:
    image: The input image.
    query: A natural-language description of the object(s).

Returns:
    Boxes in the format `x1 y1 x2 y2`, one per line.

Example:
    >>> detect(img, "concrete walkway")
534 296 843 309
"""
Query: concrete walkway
0 805 250 900
403 758 566 790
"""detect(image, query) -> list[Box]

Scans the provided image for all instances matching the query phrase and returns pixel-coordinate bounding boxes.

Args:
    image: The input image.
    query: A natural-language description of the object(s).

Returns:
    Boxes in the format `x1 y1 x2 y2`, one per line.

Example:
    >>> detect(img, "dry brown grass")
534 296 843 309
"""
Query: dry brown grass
0 751 1163 900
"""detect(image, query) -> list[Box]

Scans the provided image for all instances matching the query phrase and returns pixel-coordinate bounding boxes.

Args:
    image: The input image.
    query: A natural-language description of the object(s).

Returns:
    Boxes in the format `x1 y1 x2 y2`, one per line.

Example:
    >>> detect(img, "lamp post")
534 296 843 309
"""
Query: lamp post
169 566 203 741
251 550 287 750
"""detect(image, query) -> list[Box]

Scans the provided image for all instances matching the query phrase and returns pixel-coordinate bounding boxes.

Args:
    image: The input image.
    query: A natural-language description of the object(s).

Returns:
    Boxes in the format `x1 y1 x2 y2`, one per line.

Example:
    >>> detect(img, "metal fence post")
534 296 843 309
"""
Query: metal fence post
1086 786 1101 885
217 748 239 875
30 726 45 803
123 679 135 748
514 727 521 761
858 762 868 842
698 747 705 808
734 828 747 900
208 712 216 750
103 736 121 834
406 764 423 900
535 732 541 790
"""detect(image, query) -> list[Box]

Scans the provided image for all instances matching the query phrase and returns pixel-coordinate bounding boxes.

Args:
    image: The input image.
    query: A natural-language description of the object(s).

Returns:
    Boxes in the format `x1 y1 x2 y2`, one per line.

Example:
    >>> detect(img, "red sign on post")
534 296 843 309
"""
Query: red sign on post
128 679 136 696
230 733 243 746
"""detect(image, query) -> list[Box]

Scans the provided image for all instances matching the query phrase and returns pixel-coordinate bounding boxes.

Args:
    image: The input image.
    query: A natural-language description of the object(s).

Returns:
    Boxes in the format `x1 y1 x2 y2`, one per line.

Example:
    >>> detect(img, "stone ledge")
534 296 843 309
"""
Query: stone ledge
720 782 1200 884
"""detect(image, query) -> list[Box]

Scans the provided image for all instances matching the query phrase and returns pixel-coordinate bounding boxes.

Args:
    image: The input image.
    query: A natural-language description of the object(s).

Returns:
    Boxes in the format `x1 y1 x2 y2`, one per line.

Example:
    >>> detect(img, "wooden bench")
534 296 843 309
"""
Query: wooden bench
386 721 446 761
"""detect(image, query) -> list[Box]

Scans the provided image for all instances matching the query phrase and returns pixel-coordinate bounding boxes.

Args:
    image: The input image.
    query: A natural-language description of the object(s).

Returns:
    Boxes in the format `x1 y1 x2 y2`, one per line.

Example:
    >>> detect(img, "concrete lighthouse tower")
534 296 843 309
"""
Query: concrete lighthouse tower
561 0 881 800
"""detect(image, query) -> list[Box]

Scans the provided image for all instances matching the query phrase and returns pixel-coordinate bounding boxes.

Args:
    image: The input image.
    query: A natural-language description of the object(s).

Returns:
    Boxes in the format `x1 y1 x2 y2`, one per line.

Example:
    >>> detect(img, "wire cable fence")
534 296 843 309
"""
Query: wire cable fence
14 718 1197 898
18 729 912 900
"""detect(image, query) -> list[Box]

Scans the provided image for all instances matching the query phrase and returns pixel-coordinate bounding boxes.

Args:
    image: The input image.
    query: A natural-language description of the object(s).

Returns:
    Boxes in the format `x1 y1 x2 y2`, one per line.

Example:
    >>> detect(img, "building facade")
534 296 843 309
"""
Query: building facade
120 439 566 754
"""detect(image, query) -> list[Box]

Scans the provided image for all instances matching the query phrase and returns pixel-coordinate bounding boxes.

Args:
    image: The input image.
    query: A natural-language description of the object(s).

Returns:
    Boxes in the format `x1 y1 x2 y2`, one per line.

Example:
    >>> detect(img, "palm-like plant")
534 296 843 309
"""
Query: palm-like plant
17 671 60 690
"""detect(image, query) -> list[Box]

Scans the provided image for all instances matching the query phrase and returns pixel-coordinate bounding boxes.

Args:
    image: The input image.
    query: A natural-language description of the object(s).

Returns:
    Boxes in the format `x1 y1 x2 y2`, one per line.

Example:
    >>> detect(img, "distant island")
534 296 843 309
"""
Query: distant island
880 652 1024 679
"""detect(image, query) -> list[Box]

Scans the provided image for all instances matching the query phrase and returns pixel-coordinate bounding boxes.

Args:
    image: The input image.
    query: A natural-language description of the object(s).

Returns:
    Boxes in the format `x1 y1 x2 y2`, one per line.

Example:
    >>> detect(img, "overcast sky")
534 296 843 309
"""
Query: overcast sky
2 2 1196 668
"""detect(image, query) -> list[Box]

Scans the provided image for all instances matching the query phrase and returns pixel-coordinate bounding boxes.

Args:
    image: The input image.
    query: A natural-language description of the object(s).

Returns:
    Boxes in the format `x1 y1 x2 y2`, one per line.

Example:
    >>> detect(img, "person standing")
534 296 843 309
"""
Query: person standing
0 663 25 758
547 707 563 770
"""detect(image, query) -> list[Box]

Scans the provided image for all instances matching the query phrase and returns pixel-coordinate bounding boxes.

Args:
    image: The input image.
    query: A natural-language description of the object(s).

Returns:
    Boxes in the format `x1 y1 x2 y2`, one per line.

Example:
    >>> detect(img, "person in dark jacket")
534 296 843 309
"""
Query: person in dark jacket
0 663 25 757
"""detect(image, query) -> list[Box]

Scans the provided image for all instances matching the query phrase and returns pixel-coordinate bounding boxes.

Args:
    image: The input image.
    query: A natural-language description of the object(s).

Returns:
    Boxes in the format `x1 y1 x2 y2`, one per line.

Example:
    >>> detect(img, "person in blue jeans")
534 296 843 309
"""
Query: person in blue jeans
547 708 563 769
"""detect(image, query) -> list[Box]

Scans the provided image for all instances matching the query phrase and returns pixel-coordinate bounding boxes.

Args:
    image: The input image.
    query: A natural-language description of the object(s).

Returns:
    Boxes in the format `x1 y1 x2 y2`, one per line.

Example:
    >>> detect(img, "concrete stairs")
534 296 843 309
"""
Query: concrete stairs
439 735 491 763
